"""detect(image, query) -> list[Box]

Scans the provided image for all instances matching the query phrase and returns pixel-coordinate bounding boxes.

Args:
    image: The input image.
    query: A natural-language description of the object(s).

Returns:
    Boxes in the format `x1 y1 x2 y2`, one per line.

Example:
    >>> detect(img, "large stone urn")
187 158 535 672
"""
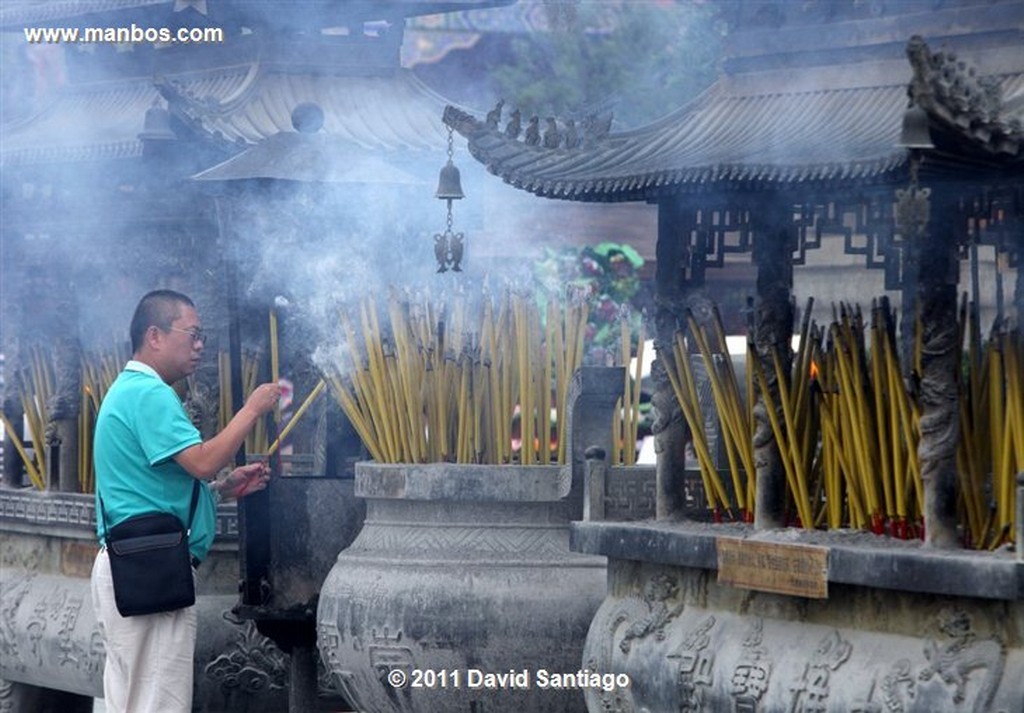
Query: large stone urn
316 462 605 712
316 368 624 713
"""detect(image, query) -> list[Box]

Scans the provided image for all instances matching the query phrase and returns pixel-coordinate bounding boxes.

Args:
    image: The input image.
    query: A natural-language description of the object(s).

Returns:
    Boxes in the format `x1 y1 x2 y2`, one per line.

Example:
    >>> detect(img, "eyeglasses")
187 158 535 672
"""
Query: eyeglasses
166 326 207 344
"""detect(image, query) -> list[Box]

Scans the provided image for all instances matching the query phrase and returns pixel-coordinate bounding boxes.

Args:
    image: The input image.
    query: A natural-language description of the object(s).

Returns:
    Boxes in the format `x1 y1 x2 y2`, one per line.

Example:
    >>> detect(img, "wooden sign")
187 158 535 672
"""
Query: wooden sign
716 538 829 599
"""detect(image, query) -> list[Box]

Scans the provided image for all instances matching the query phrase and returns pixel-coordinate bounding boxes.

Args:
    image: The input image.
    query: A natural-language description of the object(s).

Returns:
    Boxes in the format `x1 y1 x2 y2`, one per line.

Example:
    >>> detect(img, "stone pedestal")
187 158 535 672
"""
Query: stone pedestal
0 490 291 712
573 520 1024 713
317 462 608 713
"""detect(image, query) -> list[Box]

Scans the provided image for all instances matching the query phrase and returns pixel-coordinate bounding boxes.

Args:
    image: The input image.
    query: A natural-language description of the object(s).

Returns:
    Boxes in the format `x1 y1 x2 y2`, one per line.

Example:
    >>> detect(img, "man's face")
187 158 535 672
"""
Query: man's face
160 305 204 382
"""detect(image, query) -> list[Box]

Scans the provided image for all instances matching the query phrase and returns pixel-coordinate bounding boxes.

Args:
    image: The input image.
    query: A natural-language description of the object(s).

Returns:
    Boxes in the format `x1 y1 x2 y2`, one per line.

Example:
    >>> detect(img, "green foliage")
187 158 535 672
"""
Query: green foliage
488 1 722 128
533 241 647 360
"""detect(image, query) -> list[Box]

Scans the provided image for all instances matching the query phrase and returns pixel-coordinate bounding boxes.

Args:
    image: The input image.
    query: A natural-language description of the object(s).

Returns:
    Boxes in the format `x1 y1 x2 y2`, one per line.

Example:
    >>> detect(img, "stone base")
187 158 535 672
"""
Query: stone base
573 522 1024 713
0 568 293 711
318 462 609 713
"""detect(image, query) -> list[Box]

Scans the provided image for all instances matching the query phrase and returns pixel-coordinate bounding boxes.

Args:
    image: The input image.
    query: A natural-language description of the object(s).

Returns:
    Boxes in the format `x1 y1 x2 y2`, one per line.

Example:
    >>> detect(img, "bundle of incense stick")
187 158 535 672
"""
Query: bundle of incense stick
0 346 56 490
744 299 921 533
989 324 1023 548
322 286 595 465
671 297 928 534
957 301 1022 549
0 343 129 492
687 306 755 519
0 412 43 489
671 295 1022 547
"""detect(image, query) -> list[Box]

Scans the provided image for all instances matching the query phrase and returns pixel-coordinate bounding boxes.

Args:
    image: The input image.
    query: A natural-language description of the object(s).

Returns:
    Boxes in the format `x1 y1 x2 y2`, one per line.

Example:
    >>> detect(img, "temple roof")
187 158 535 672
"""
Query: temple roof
443 38 1024 203
191 121 427 184
1 64 455 167
158 67 453 153
1 78 157 166
444 81 909 202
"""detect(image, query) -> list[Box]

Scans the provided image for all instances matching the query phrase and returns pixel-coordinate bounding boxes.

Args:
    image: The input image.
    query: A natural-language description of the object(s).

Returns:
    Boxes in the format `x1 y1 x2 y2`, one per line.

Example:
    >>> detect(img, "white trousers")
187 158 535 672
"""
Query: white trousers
90 549 197 713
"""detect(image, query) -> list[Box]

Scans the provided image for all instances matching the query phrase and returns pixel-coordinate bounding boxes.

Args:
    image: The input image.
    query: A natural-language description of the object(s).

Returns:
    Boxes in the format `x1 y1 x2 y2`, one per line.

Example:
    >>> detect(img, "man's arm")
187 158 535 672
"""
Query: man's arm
174 382 280 479
211 462 271 501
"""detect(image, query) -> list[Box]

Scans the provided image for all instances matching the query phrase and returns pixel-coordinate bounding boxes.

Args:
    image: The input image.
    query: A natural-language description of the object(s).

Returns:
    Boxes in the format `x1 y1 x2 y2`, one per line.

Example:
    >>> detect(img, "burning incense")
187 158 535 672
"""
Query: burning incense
323 288 594 466
266 379 325 456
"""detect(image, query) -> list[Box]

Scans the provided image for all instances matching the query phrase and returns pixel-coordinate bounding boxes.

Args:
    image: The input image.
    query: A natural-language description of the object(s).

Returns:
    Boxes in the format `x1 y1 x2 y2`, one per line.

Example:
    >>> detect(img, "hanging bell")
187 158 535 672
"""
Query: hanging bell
435 161 465 201
138 101 176 142
898 103 934 150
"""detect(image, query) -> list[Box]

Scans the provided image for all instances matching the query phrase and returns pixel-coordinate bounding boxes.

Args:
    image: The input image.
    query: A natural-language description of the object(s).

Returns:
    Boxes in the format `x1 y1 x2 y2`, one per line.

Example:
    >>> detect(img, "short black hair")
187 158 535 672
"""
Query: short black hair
129 290 195 352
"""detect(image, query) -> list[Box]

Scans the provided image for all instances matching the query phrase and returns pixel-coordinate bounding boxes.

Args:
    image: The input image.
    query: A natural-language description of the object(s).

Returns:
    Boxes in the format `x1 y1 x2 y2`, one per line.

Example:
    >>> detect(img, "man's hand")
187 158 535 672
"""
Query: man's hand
214 462 270 501
245 382 282 417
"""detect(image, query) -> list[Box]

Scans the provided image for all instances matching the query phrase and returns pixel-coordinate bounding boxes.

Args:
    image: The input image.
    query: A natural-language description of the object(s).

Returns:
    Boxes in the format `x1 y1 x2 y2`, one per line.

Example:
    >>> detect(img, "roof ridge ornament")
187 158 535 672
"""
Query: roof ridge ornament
905 35 1021 156
443 102 612 151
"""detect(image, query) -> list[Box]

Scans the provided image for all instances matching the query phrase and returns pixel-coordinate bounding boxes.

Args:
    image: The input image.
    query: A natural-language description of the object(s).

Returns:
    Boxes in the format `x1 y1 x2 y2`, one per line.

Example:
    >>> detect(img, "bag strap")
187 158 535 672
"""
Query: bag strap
185 479 201 534
99 479 202 540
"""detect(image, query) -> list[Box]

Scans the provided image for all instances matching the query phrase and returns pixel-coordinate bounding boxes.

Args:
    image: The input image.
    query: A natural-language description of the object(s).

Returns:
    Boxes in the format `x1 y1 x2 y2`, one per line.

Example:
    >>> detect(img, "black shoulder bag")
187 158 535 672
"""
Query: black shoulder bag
99 480 200 617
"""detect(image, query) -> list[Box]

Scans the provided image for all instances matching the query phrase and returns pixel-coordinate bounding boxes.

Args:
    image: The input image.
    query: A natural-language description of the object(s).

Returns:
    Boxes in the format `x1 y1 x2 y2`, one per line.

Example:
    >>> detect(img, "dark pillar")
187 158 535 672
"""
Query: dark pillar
288 646 319 713
916 189 961 548
46 282 82 493
217 194 272 606
651 199 692 520
184 227 230 442
899 227 922 374
751 198 794 530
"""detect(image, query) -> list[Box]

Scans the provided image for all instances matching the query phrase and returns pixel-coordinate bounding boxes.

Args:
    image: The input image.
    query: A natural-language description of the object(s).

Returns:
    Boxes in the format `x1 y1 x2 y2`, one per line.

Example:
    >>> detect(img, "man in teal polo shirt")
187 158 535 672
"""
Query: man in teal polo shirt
91 289 280 713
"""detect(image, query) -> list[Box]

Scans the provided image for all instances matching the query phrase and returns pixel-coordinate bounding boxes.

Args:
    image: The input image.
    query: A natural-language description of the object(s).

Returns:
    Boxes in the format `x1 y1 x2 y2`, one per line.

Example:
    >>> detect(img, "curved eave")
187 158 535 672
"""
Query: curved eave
191 130 427 184
0 79 156 168
1 140 143 167
447 81 923 203
1 65 459 169
164 67 455 153
469 144 908 203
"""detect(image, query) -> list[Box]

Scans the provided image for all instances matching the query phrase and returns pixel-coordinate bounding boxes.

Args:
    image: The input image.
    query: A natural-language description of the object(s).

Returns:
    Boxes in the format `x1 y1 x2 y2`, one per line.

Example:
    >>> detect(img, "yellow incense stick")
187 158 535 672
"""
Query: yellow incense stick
266 380 326 456
0 412 45 489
